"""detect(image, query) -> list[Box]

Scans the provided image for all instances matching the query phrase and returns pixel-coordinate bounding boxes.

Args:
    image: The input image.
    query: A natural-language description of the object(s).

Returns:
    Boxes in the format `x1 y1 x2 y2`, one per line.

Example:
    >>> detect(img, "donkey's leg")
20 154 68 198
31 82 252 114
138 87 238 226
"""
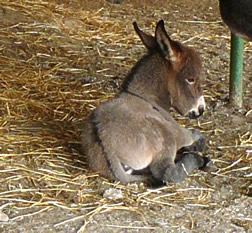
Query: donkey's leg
164 152 209 183
176 130 217 173
190 129 206 152
150 151 208 183
179 129 206 154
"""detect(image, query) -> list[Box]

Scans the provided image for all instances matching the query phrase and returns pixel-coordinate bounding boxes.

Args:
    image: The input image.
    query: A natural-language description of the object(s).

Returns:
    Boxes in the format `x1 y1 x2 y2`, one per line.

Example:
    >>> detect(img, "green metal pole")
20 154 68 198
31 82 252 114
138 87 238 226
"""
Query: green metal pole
229 33 244 107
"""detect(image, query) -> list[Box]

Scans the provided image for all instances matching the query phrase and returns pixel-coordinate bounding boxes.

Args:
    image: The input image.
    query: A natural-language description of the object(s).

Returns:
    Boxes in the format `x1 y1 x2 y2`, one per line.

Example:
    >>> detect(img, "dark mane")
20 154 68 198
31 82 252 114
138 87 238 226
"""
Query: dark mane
121 51 154 91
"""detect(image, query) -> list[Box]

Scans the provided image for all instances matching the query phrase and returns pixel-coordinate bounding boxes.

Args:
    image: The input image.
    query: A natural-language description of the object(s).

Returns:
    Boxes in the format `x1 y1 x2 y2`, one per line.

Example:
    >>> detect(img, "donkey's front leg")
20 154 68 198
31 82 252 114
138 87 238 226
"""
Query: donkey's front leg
179 129 206 154
190 129 206 152
150 143 205 182
151 151 209 183
163 152 209 183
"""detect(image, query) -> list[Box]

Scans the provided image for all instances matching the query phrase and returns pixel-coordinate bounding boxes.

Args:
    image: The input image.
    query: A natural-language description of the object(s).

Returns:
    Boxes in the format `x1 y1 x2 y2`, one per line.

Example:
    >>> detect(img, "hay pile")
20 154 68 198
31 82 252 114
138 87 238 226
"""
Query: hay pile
0 0 251 232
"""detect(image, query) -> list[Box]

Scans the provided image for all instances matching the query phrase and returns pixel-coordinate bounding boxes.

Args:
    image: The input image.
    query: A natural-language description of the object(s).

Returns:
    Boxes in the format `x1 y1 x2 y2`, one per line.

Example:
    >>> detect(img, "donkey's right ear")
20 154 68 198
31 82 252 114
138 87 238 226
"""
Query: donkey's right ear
133 22 157 51
155 20 182 63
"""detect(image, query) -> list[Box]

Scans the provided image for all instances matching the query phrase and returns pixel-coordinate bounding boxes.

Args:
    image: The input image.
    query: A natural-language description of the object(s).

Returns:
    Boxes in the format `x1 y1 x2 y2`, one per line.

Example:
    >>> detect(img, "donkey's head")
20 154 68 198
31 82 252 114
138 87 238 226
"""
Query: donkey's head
133 20 205 119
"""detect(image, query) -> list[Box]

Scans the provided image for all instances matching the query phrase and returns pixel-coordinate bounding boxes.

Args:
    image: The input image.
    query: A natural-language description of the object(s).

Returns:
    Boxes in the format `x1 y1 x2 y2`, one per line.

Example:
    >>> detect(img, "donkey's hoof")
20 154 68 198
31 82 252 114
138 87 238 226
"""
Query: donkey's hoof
200 157 218 172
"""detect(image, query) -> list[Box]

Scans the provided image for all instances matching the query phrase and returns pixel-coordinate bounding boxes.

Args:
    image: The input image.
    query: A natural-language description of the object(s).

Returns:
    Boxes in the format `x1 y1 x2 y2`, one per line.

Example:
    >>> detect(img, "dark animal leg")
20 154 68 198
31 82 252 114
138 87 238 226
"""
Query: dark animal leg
163 152 210 183
176 130 218 174
151 152 209 183
179 129 206 154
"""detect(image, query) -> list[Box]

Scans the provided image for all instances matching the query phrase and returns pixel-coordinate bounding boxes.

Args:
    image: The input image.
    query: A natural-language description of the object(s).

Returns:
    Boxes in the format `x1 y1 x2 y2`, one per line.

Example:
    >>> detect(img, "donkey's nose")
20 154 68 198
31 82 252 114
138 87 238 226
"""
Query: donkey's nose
189 110 199 119
188 96 205 119
189 105 204 119
189 107 203 119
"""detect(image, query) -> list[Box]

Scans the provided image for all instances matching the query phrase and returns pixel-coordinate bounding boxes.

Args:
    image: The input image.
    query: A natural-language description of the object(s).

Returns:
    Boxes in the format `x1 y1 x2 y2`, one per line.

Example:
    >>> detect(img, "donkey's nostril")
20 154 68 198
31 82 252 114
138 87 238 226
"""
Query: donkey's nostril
189 106 204 119
198 105 204 116
189 111 197 119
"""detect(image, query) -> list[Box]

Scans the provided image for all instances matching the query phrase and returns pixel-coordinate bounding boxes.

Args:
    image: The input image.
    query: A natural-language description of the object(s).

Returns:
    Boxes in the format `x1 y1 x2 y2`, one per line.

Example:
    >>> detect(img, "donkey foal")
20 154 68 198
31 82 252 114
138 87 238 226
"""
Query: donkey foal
82 20 215 185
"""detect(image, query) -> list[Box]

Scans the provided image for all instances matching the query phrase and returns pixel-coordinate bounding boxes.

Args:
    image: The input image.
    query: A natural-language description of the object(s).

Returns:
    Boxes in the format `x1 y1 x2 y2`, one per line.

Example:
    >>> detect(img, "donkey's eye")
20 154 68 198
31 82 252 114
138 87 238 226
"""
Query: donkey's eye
185 78 195 85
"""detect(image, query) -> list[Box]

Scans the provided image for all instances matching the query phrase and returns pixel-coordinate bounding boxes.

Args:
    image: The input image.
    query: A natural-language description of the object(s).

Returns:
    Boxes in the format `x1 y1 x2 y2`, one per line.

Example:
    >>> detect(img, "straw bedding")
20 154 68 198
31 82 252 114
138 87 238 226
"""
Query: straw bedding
0 0 251 232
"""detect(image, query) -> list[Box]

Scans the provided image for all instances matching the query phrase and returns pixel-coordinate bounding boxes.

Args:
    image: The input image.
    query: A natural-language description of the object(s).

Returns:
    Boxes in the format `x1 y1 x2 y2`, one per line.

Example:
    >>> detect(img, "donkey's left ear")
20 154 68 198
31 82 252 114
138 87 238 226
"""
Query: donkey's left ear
155 20 182 63
133 22 158 51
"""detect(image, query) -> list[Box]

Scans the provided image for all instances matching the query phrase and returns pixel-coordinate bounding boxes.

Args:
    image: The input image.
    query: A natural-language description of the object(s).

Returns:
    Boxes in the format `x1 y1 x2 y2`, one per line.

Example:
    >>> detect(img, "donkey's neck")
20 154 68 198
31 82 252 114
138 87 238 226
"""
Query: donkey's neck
121 52 172 111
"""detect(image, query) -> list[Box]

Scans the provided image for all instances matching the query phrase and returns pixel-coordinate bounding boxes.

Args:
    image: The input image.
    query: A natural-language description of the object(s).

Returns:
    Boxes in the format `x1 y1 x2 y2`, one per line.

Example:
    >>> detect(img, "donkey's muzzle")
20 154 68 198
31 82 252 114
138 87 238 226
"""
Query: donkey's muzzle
189 105 204 119
189 95 205 119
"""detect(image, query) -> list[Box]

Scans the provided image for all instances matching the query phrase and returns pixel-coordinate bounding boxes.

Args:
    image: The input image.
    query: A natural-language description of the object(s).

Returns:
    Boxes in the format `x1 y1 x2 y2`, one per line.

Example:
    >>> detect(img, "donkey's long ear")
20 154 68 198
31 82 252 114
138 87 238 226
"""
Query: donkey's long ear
133 22 157 51
155 20 182 62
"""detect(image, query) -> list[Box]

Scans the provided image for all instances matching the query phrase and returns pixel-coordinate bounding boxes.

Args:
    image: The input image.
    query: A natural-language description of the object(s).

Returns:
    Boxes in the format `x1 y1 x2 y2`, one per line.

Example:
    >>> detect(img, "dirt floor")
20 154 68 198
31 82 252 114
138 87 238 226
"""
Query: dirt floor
0 0 251 232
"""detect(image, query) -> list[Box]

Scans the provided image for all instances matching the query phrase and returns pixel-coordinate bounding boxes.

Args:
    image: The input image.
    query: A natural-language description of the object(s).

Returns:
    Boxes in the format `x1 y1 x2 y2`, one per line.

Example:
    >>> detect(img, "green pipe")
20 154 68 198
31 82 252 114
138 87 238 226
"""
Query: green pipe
229 33 244 107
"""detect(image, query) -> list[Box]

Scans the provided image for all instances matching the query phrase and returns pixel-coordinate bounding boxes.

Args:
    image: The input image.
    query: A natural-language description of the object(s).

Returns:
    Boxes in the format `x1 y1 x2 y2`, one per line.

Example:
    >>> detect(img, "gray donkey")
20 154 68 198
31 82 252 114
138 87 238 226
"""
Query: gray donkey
82 20 215 185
